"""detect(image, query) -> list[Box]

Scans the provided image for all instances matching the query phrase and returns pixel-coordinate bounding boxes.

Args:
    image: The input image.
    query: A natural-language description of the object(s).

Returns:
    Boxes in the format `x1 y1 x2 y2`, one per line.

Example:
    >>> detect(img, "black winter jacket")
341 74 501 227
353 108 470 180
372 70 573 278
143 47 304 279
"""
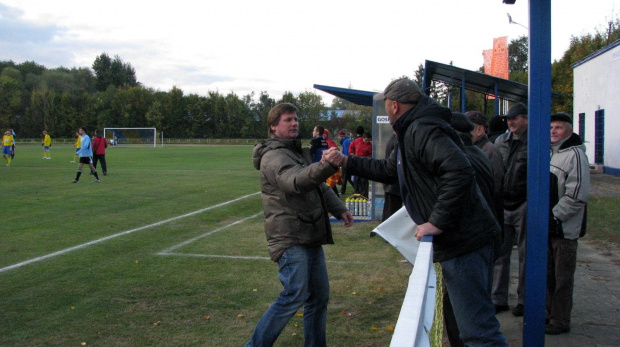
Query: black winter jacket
346 96 498 262
494 130 528 210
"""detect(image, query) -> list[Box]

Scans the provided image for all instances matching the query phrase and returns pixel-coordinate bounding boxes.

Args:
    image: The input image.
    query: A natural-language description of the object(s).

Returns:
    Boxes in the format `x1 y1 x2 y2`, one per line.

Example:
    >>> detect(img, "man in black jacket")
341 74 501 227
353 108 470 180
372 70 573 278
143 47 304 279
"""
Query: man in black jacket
325 78 507 346
493 102 529 316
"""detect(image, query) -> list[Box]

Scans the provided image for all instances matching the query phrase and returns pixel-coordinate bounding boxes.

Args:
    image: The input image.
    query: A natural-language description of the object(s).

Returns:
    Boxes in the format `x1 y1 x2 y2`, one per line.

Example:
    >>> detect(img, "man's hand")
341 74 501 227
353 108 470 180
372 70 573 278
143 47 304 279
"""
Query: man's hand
341 211 354 227
414 222 443 241
323 147 348 167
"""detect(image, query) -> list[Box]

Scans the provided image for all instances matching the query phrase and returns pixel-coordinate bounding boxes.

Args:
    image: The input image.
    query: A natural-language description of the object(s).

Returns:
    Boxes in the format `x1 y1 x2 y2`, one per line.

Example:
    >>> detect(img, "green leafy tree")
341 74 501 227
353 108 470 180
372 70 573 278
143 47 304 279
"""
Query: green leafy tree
278 91 296 105
92 53 137 92
552 16 620 114
145 99 165 133
0 67 25 129
414 63 440 100
509 36 528 75
295 91 327 138
184 93 208 138
160 86 186 137
27 86 56 134
246 91 275 138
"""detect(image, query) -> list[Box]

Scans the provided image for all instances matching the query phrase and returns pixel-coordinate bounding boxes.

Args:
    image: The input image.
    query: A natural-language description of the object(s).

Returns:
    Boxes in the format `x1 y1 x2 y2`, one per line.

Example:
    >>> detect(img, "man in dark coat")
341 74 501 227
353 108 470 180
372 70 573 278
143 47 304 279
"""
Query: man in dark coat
324 79 507 346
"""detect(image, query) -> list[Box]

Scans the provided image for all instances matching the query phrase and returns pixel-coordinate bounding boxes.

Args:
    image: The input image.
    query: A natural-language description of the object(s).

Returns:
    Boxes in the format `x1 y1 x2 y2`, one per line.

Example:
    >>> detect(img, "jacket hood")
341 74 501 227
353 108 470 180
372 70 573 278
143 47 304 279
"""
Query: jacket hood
252 137 302 170
392 95 452 134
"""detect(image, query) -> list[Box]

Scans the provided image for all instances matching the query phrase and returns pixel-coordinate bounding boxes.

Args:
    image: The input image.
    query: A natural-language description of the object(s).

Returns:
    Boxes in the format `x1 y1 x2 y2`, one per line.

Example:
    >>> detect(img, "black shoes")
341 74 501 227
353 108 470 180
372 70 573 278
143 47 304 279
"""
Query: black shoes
494 304 510 314
512 304 524 317
545 324 570 335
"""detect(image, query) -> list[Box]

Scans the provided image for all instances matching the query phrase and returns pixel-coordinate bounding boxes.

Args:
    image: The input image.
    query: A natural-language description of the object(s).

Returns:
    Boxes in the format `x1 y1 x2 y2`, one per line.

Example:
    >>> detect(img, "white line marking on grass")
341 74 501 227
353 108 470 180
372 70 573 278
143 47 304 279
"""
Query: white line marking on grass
160 252 367 264
157 212 263 255
0 192 260 274
160 253 271 260
157 212 368 264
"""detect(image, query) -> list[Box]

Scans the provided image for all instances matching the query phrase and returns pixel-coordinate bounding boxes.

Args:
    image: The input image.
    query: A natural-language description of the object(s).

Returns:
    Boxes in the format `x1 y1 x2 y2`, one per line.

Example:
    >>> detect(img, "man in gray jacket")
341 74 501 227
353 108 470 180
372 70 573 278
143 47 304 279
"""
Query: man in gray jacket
248 103 353 347
546 112 590 335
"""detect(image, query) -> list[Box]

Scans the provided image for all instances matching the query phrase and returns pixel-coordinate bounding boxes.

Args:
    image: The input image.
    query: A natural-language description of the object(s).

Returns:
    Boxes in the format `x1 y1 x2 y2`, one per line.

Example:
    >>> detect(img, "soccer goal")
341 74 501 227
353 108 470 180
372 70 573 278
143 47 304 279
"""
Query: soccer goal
103 128 162 147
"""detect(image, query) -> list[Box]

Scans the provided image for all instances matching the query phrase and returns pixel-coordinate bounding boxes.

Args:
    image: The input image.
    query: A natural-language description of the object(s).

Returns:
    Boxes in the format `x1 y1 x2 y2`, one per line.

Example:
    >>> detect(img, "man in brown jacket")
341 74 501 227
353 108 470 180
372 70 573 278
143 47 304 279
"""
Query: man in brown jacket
248 103 353 347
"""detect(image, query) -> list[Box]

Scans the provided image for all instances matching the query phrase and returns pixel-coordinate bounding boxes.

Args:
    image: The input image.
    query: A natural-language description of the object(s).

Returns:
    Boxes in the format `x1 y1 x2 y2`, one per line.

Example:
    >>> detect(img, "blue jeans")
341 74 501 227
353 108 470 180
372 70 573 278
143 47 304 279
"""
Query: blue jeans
441 242 508 347
246 245 329 347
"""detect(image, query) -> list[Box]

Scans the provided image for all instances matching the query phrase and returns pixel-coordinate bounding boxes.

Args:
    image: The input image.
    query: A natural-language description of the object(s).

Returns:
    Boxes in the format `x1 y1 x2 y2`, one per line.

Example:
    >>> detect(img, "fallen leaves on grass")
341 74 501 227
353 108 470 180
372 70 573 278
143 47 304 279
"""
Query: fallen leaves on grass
237 314 245 318
153 321 161 326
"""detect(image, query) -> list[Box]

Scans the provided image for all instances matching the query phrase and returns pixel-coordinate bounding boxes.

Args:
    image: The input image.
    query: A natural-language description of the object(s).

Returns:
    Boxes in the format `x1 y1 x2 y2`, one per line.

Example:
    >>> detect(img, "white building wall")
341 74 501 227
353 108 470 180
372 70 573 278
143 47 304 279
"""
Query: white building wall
573 43 620 173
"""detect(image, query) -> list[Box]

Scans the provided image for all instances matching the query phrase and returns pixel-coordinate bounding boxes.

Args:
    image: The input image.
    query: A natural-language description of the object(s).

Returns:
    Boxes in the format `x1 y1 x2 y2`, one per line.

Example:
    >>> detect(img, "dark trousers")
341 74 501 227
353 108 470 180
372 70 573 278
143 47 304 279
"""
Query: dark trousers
340 167 353 194
547 236 578 329
443 287 464 347
93 154 107 174
381 192 403 221
354 176 368 198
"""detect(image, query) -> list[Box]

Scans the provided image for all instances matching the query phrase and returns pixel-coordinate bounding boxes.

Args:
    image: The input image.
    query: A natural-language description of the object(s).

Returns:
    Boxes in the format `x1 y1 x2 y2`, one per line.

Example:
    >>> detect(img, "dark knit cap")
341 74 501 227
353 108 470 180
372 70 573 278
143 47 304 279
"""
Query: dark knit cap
551 112 572 124
450 112 475 133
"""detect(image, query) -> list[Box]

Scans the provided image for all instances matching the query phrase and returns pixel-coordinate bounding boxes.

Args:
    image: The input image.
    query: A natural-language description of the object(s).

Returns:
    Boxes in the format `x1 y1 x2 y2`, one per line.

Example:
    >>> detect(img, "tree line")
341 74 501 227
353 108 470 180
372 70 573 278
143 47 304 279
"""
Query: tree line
0 53 372 140
1 17 617 139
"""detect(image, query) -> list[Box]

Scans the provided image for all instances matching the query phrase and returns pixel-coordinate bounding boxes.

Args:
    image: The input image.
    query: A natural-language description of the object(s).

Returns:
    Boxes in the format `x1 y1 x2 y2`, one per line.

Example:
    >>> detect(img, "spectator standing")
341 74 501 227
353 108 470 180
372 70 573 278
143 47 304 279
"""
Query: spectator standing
247 103 353 346
546 112 590 335
347 126 364 160
338 131 353 195
488 115 508 143
323 130 341 196
42 131 52 159
71 127 101 183
324 78 507 346
493 102 529 316
467 111 505 227
309 125 328 163
443 112 501 347
352 132 372 198
92 129 108 175
323 129 338 149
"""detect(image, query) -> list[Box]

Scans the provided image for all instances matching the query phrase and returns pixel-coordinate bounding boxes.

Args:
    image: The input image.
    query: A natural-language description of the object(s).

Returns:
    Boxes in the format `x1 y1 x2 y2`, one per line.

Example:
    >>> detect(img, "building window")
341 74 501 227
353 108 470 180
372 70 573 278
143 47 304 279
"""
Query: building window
595 109 605 165
578 113 585 142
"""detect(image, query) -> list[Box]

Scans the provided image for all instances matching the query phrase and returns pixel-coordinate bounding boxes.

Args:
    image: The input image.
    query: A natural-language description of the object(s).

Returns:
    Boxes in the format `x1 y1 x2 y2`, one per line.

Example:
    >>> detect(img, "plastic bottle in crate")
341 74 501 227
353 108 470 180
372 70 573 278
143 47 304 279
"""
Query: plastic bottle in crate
361 196 367 216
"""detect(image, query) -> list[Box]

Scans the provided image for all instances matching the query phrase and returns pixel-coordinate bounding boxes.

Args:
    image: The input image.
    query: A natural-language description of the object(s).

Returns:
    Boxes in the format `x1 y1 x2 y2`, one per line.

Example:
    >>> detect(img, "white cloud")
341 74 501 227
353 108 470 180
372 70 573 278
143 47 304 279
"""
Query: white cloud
1 0 618 104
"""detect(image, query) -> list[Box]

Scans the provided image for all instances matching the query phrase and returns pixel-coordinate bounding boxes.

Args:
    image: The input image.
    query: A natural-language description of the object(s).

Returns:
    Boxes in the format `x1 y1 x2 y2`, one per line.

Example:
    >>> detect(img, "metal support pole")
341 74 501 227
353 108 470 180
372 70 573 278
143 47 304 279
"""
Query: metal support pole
523 0 551 345
495 83 500 115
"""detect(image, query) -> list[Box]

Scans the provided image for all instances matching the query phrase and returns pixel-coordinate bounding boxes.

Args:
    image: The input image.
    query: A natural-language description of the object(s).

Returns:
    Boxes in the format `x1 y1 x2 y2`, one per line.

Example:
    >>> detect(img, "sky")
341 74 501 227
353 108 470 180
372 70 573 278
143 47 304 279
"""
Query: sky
1 0 618 105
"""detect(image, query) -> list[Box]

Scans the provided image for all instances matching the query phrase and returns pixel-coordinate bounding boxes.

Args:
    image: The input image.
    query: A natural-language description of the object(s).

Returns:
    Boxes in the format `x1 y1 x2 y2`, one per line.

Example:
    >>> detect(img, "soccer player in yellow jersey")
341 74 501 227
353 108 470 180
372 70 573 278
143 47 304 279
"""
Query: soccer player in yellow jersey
2 130 14 166
72 131 81 163
42 130 52 159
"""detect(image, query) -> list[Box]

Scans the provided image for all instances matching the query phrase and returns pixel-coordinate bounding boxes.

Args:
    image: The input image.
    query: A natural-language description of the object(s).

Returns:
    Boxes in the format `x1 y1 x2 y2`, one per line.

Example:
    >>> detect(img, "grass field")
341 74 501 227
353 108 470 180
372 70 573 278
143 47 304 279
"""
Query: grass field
0 144 412 347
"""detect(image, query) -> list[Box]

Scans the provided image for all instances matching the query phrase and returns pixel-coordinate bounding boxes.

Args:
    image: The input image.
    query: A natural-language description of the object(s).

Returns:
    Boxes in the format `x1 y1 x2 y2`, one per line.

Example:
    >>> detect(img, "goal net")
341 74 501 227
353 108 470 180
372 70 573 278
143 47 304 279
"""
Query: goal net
103 128 161 147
